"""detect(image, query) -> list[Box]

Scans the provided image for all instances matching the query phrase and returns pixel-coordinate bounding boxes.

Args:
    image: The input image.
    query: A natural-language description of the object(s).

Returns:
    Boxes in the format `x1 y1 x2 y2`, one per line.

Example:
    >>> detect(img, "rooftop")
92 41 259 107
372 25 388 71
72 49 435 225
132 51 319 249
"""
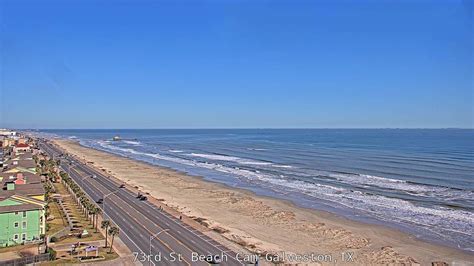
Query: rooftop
15 143 29 148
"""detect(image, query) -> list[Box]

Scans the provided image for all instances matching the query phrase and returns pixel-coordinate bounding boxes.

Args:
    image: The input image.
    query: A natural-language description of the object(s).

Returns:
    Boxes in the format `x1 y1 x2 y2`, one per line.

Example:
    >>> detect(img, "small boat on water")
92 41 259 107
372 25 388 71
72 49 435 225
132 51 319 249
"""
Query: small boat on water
112 136 121 141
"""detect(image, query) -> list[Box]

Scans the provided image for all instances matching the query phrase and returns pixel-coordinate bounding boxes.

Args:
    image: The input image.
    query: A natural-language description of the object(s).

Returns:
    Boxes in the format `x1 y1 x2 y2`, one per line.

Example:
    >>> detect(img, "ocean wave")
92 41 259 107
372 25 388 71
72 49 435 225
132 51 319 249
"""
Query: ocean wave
169 150 184 153
328 173 473 201
272 164 293 169
123 140 141 145
189 153 242 161
188 153 273 166
90 140 474 251
256 175 474 239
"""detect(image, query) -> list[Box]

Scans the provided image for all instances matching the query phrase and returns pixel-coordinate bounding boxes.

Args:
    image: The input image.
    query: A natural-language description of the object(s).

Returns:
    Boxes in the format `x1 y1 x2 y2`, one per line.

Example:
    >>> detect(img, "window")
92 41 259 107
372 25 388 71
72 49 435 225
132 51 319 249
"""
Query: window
21 233 26 241
22 211 27 218
14 222 19 228
13 234 19 240
22 221 27 229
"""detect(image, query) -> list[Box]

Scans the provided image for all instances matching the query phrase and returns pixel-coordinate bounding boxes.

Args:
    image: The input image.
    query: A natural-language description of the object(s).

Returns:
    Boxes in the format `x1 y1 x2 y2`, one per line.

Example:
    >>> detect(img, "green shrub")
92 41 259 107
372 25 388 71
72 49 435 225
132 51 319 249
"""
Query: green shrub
48 248 57 260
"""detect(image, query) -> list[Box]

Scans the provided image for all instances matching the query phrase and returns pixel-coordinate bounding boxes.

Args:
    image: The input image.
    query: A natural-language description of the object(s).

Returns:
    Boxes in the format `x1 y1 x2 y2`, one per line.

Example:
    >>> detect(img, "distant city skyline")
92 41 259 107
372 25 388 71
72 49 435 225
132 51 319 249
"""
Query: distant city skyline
1 0 472 129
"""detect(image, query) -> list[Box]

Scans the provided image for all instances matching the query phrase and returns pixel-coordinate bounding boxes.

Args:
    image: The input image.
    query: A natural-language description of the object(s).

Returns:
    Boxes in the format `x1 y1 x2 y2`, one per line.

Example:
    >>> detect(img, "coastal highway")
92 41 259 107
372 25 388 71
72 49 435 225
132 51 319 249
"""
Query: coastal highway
39 140 245 266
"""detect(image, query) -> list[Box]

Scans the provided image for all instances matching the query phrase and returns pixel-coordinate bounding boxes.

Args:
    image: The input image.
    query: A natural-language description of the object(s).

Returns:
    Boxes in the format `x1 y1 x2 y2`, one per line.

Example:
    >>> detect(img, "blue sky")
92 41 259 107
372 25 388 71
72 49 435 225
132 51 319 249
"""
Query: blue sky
1 0 472 129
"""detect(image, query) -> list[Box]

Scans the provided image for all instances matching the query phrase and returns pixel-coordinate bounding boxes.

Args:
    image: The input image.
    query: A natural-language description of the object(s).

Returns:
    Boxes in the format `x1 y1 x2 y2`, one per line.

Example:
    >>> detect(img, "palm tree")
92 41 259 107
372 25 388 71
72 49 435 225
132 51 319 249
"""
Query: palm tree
108 226 119 253
47 159 56 172
59 171 68 181
94 207 102 232
75 191 84 205
79 197 86 215
80 197 91 218
89 207 97 227
101 220 111 247
86 202 94 224
39 159 46 171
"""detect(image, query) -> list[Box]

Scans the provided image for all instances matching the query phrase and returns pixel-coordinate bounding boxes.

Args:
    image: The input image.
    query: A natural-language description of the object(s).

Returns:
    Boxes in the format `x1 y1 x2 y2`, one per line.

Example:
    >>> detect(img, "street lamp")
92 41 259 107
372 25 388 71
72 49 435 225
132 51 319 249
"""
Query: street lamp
66 162 77 182
103 190 120 220
80 175 90 189
149 229 170 266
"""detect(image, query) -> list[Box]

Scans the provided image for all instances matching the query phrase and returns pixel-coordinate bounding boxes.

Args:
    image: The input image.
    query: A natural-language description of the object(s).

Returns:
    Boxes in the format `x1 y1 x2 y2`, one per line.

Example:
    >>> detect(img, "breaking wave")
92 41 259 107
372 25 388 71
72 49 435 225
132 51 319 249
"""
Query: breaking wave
80 139 474 252
123 140 141 145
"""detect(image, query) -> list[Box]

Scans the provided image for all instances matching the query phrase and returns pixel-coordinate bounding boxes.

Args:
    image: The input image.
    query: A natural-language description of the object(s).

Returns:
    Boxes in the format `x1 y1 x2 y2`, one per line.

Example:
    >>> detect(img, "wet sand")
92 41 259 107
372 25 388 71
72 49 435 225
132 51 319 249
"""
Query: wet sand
53 139 474 265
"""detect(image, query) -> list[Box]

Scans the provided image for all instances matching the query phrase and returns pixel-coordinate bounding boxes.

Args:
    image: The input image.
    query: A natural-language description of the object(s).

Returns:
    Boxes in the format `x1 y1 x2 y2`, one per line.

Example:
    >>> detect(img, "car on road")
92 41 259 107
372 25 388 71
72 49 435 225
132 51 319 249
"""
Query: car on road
139 195 147 201
96 199 103 204
91 175 97 178
119 184 125 188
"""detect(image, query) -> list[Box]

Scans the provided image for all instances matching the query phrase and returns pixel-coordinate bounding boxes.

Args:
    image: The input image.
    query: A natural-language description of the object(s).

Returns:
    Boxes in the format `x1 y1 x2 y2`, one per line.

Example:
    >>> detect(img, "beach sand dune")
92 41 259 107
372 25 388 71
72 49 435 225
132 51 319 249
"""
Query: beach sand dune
54 139 474 265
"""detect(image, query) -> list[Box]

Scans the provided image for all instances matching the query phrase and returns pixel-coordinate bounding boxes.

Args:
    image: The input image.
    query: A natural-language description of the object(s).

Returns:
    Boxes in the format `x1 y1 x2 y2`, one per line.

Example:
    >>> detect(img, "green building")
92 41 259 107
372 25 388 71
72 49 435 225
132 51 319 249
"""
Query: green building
0 195 46 247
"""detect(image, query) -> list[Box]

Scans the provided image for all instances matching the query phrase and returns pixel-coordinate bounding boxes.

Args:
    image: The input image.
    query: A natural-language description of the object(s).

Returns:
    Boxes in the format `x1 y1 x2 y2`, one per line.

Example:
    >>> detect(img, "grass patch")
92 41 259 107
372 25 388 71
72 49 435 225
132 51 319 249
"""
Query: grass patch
47 201 66 235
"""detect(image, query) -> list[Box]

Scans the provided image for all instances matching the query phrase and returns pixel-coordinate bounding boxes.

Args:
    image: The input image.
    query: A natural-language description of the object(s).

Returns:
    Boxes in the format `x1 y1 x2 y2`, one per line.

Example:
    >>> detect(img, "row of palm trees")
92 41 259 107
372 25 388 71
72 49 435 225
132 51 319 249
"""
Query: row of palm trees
61 171 120 254
36 157 60 179
100 220 119 253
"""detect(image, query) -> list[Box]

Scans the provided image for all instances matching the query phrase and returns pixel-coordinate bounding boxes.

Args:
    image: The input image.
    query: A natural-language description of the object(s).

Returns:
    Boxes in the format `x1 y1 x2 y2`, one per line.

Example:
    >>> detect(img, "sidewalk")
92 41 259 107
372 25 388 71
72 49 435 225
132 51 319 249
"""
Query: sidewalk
81 256 142 266
49 240 105 252
95 210 138 265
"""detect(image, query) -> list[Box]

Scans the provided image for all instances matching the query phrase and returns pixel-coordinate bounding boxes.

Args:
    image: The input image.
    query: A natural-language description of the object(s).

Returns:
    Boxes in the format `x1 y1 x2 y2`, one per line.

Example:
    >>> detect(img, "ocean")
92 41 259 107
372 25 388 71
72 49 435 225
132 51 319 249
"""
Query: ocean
35 129 473 252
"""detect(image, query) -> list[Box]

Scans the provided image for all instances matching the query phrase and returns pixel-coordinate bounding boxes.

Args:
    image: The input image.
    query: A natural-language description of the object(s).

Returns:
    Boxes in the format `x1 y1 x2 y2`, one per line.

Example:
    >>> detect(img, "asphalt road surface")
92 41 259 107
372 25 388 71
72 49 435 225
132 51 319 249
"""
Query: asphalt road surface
39 140 247 266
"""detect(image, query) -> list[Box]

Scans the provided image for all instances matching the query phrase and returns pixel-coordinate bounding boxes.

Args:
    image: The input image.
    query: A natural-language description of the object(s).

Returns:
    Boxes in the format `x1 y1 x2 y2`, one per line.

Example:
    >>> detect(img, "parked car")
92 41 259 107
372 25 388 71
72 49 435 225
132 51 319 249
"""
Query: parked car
119 184 125 188
139 195 147 201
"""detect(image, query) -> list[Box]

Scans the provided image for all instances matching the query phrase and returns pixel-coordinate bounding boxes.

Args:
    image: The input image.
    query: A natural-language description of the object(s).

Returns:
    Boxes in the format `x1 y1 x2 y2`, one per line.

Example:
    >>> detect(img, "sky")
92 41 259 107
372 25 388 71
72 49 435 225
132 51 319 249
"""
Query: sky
0 0 473 129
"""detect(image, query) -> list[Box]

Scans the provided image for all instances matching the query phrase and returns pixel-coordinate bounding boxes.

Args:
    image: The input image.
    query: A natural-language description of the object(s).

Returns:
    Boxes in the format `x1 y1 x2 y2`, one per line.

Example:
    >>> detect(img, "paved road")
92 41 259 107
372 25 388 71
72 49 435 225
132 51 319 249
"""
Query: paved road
39 140 245 266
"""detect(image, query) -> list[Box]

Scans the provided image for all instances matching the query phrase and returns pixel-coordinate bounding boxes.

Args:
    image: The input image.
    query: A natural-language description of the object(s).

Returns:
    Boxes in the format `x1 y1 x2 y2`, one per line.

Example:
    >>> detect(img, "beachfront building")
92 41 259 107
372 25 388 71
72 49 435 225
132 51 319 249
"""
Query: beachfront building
2 180 46 202
0 130 16 137
3 152 38 174
13 143 30 154
2 138 15 148
0 195 46 247
0 139 47 247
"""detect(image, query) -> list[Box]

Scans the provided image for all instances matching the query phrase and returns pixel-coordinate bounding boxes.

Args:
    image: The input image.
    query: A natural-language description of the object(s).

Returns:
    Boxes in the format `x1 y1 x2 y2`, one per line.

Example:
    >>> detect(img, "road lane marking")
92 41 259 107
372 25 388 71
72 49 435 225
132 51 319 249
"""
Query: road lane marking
77 173 192 266
47 143 241 265
44 148 146 264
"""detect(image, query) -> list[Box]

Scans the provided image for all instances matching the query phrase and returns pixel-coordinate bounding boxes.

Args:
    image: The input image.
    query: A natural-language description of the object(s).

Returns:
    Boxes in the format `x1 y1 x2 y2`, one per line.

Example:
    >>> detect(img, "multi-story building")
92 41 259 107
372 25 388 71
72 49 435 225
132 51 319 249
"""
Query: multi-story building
0 195 46 247
0 146 47 247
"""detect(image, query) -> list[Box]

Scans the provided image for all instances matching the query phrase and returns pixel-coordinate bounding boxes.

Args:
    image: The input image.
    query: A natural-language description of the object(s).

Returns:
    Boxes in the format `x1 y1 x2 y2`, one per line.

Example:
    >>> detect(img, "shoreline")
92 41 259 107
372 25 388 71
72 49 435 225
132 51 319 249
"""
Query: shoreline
52 139 474 265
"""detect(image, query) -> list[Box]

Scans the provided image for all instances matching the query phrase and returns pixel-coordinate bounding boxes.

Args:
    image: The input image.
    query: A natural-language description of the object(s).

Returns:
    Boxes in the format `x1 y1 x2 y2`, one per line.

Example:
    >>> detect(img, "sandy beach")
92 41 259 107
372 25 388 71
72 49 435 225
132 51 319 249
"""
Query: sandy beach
53 139 474 265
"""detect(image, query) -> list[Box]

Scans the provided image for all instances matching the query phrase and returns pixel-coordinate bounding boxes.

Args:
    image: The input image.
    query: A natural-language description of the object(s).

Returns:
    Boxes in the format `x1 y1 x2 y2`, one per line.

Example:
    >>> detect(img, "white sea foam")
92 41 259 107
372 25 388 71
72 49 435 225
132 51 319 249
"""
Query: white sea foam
189 153 242 161
123 140 141 145
169 150 184 153
92 141 474 249
188 153 273 166
272 164 293 169
256 175 474 237
330 173 430 192
328 173 473 201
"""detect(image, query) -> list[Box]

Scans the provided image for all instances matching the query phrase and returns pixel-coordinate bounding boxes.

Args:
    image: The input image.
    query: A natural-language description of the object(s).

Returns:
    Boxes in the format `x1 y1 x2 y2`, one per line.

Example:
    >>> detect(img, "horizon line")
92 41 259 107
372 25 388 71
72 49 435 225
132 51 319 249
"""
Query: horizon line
9 127 474 130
